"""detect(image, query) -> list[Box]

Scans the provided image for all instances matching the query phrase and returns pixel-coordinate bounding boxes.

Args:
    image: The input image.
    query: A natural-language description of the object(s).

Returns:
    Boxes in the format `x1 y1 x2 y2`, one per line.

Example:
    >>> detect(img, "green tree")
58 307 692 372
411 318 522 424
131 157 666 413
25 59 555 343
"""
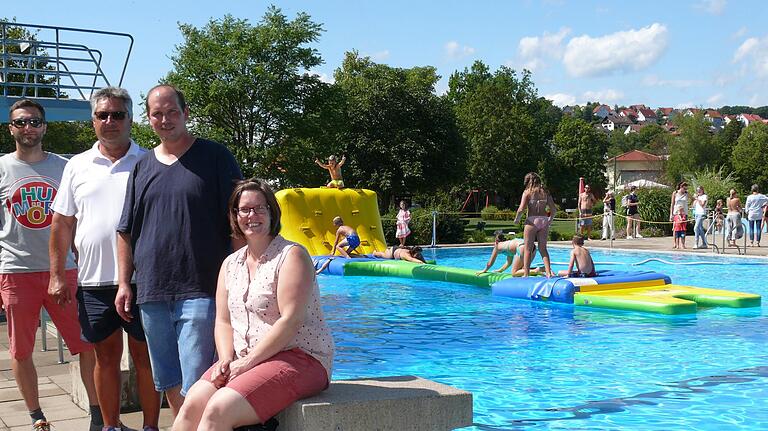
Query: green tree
333 52 464 207
548 116 609 196
631 123 671 155
714 119 743 172
164 8 325 178
447 61 558 205
731 122 768 190
665 113 718 183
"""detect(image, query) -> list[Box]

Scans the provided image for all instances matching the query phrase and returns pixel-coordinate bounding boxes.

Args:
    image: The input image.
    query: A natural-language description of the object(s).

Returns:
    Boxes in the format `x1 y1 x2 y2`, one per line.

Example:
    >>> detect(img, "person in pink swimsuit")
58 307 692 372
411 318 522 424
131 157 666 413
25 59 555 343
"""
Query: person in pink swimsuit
513 172 557 277
173 179 334 431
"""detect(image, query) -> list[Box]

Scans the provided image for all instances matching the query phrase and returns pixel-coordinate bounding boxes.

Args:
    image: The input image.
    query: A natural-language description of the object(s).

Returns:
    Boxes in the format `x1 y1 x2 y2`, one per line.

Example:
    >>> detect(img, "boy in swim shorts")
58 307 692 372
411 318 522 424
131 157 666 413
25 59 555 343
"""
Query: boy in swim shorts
330 216 360 258
558 235 597 278
315 155 346 188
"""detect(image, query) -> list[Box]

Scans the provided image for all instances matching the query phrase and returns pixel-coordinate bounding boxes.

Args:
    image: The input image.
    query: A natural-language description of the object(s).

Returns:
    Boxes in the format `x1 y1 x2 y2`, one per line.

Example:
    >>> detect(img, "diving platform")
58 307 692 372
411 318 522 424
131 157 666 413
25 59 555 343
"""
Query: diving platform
1 21 133 121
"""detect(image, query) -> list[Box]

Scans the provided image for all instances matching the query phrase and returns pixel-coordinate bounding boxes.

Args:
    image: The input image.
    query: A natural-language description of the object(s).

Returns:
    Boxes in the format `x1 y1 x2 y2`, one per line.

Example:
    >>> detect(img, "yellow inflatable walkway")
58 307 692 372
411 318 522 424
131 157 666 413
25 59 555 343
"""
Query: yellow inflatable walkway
573 284 761 314
275 188 387 256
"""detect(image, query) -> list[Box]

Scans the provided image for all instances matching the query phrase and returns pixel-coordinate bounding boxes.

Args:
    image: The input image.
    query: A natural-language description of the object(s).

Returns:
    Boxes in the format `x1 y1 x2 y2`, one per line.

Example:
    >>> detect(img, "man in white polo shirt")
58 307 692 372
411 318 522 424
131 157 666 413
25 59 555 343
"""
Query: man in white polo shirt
49 87 160 431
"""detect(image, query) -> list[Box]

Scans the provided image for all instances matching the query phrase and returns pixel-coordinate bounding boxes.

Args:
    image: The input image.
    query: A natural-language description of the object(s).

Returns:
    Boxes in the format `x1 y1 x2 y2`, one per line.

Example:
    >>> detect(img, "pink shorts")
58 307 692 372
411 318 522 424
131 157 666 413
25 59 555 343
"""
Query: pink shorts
0 270 93 359
201 348 329 421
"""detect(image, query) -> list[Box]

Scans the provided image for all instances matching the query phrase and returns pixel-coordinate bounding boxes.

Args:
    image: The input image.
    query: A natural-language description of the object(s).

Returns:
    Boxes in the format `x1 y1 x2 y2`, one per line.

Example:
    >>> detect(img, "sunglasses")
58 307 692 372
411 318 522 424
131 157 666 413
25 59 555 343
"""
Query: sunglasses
94 111 127 121
10 118 44 128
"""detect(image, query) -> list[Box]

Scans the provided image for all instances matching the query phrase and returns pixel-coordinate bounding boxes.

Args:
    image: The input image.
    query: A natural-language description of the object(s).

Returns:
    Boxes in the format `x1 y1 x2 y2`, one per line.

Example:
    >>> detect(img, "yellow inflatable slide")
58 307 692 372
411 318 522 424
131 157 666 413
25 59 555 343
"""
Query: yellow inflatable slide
275 188 387 256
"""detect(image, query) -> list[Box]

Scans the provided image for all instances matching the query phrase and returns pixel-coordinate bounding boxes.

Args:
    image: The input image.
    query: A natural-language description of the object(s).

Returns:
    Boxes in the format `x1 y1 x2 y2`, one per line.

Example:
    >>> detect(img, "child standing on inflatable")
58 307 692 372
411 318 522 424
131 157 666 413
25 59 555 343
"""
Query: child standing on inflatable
330 216 360 258
395 200 411 247
315 155 346 188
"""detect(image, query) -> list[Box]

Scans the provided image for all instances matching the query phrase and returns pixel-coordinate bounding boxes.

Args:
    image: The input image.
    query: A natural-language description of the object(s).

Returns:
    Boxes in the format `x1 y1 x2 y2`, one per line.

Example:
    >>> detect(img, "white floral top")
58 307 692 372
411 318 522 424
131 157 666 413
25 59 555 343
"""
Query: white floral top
223 235 334 378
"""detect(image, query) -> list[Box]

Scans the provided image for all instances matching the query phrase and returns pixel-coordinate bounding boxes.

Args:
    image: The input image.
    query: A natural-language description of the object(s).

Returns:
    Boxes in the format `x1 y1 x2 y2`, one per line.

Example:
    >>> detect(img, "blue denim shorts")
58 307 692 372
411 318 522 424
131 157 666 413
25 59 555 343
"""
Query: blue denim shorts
139 297 216 395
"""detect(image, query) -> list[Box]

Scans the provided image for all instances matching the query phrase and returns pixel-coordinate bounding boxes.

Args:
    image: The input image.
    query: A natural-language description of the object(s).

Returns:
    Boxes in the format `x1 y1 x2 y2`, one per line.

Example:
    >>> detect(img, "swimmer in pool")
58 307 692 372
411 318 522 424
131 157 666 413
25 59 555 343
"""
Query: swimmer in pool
476 232 543 276
330 216 360 258
372 245 426 263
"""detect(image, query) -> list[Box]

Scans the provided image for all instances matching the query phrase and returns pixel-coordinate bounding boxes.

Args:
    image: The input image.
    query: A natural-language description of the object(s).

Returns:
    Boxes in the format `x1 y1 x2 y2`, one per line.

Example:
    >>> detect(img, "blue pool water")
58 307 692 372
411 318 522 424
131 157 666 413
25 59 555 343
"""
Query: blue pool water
318 246 767 430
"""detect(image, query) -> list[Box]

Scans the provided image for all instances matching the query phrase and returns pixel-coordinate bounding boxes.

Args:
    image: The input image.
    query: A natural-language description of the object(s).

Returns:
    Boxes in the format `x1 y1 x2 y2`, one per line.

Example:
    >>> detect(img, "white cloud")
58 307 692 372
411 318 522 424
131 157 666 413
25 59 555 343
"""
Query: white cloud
734 38 759 62
732 26 748 39
562 23 668 77
517 28 570 72
706 93 724 105
544 93 576 107
642 75 705 88
370 50 390 62
696 0 727 15
732 36 768 77
309 70 334 84
444 41 476 60
582 89 624 103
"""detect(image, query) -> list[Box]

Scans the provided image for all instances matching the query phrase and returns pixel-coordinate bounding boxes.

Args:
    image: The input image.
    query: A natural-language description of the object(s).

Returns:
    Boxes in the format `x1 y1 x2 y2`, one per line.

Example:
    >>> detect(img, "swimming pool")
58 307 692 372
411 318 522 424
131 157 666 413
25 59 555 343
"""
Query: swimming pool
318 246 767 430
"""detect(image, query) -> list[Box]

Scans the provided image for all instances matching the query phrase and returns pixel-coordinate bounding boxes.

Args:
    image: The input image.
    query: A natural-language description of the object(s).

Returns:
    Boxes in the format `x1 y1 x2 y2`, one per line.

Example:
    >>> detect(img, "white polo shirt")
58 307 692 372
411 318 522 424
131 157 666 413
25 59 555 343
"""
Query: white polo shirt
52 141 146 287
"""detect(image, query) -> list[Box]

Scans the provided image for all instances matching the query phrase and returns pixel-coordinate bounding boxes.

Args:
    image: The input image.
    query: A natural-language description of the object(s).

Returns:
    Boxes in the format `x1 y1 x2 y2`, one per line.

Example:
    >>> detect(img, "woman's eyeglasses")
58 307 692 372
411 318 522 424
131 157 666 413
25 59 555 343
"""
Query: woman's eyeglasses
236 205 270 216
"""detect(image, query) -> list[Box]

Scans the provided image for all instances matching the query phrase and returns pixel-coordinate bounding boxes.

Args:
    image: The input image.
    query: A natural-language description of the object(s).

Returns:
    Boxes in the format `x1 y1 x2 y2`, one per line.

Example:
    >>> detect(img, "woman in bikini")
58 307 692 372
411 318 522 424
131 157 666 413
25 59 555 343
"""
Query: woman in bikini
372 245 426 263
476 232 542 276
513 172 557 277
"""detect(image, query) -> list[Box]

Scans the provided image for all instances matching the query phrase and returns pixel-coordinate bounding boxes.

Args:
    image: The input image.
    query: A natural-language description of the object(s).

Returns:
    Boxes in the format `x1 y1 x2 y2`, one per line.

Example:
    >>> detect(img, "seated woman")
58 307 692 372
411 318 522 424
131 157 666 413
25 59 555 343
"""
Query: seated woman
476 232 542 276
372 245 426 263
173 179 334 431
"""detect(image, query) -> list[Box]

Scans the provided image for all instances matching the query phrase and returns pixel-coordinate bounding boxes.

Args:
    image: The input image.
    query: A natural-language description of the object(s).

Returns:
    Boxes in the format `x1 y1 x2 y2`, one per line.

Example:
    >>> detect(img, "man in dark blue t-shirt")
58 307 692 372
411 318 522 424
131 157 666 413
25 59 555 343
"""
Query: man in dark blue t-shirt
116 84 242 415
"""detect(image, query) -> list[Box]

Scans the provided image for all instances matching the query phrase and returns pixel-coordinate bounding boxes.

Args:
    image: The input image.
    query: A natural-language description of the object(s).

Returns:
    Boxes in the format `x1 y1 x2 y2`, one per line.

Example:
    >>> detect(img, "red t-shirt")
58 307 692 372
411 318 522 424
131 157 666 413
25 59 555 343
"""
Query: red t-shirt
673 214 687 232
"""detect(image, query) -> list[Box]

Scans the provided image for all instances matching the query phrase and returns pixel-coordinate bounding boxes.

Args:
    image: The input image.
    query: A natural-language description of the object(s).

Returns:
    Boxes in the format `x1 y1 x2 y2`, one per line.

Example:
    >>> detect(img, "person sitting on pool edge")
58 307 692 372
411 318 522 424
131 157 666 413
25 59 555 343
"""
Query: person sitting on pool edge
329 216 360 258
372 245 426 263
476 232 543 276
557 235 597 278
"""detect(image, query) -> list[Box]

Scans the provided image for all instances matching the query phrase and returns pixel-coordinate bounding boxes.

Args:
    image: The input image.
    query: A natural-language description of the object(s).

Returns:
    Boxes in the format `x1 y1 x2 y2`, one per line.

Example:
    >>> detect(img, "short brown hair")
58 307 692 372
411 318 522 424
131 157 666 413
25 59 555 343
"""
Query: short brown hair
145 84 187 114
572 235 585 246
228 178 281 239
9 99 45 122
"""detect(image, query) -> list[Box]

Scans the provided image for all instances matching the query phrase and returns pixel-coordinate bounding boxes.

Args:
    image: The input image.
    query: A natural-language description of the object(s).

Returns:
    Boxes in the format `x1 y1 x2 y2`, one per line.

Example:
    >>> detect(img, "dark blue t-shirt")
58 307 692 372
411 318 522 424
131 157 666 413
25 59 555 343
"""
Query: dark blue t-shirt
117 139 242 304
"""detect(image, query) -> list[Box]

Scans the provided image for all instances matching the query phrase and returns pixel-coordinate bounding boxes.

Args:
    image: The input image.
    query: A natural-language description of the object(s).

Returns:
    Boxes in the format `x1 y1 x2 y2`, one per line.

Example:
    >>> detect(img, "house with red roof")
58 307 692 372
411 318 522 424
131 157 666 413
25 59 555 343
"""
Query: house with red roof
592 104 613 119
636 108 658 123
605 150 666 190
738 113 764 127
704 110 723 128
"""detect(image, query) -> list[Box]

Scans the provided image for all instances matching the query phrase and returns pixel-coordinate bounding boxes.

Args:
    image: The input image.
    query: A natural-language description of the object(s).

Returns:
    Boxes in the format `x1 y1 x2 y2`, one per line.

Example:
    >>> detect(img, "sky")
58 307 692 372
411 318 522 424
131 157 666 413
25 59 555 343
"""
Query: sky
9 0 768 117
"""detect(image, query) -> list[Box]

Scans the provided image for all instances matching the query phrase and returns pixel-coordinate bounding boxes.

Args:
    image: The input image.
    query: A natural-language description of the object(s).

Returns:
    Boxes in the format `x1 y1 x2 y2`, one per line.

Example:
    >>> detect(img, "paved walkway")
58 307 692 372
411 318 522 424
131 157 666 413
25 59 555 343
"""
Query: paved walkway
1 235 764 430
0 324 175 431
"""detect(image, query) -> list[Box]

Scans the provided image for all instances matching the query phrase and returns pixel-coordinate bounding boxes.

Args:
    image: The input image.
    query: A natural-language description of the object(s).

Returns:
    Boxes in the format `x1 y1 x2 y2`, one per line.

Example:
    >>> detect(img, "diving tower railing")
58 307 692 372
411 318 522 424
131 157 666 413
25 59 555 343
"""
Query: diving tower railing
0 21 133 121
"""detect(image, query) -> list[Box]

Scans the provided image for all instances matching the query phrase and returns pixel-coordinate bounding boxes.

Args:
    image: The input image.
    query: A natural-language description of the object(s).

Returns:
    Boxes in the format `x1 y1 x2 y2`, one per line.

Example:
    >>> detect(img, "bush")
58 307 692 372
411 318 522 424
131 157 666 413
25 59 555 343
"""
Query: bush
686 167 743 207
468 229 489 243
480 205 516 221
382 207 466 245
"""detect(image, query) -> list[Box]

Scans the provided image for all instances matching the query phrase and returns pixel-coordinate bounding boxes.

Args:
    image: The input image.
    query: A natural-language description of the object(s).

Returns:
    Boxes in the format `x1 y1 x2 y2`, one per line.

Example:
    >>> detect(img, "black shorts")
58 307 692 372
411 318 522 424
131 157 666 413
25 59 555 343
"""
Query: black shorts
76 285 146 343
674 231 686 239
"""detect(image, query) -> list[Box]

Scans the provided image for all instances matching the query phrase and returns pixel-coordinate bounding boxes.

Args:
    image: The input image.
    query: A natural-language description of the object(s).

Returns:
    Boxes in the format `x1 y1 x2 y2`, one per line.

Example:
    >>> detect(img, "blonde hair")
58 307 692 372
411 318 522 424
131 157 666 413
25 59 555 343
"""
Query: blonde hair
524 172 544 192
333 216 343 225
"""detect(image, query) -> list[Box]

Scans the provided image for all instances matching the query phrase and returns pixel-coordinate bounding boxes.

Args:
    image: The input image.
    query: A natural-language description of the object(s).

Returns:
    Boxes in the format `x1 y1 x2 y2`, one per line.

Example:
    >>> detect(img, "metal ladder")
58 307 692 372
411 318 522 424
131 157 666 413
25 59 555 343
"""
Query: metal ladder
707 210 748 255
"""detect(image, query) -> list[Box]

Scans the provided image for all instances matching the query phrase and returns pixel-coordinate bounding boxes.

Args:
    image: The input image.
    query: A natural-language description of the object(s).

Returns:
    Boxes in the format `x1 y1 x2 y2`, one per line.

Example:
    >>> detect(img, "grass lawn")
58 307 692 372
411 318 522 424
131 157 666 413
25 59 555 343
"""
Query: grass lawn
463 217 578 241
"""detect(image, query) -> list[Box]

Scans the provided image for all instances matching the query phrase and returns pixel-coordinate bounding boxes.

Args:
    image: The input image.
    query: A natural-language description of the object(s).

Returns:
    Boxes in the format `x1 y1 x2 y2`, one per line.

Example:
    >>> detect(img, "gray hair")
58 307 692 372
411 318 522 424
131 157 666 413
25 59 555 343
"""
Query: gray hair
90 87 133 119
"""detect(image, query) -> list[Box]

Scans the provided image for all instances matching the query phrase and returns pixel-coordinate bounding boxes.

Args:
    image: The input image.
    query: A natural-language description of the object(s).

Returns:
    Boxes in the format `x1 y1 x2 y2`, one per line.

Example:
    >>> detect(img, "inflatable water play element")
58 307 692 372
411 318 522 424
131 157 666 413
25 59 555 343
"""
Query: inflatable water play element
314 255 509 287
316 256 760 315
492 270 760 314
282 188 760 315
276 188 387 256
